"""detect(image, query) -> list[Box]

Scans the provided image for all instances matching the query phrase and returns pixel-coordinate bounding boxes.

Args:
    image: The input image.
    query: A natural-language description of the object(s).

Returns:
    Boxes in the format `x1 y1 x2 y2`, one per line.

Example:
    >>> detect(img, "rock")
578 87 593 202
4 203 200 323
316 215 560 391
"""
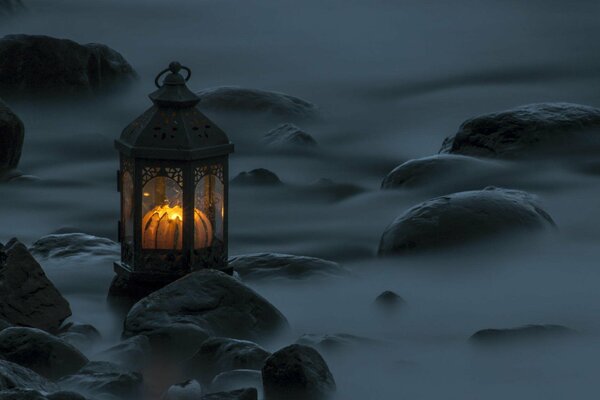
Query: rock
0 360 57 392
94 335 151 372
201 388 257 400
440 103 600 159
0 239 71 333
163 380 203 400
470 324 575 345
187 337 270 383
107 274 166 314
262 344 336 400
0 327 88 380
0 390 86 400
263 123 317 150
0 320 11 332
297 333 382 354
0 99 23 176
209 370 262 396
196 87 317 119
0 0 26 17
374 290 405 311
305 178 364 202
123 270 289 343
0 34 137 98
46 392 87 400
58 323 101 352
231 169 282 186
30 233 119 259
229 253 348 282
58 361 142 399
378 187 556 255
144 323 210 360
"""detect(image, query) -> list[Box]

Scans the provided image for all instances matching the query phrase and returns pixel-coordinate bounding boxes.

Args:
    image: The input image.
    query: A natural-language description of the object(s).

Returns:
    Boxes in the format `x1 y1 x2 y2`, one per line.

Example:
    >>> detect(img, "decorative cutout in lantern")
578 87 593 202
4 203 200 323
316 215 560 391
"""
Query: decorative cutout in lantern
114 62 234 284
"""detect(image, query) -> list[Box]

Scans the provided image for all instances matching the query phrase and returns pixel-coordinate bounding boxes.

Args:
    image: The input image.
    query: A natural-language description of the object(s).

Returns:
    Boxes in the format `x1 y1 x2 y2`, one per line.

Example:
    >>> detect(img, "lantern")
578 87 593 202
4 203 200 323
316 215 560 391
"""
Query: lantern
114 62 234 284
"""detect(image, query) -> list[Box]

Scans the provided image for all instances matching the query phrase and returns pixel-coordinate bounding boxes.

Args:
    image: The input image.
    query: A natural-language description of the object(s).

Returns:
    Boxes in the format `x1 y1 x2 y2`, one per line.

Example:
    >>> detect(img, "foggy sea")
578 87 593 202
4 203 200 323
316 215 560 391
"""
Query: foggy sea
3 0 600 399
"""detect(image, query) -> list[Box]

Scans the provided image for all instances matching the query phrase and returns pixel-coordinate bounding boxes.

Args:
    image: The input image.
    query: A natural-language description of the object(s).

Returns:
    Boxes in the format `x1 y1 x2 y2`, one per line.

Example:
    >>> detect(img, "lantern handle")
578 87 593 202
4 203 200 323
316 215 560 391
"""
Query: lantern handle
154 62 192 88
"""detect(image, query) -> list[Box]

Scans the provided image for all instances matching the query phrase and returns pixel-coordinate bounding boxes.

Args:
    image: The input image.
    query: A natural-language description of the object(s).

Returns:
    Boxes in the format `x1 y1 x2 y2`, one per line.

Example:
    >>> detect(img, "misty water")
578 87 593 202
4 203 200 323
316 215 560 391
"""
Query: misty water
3 0 600 398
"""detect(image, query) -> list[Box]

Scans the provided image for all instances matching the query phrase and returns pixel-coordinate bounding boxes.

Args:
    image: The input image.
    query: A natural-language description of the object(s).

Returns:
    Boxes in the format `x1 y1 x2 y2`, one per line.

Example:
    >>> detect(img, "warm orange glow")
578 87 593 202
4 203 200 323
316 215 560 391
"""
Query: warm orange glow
142 204 213 250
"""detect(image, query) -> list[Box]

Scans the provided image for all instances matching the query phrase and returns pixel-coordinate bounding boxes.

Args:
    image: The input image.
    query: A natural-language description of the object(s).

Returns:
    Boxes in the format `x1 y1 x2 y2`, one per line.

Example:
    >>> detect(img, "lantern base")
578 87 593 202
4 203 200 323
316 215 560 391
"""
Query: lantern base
113 261 233 285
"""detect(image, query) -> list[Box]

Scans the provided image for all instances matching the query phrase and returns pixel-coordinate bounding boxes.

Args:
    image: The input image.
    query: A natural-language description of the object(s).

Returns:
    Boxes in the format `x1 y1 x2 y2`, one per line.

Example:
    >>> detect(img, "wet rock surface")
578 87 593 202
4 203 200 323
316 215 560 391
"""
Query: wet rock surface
440 103 600 159
229 253 348 282
0 360 57 392
470 324 575 345
0 327 88 381
0 239 71 333
0 34 137 98
196 87 317 119
263 123 318 150
0 99 24 177
58 361 142 399
209 370 262 396
123 270 289 343
262 344 336 400
378 187 556 255
231 169 282 186
30 233 119 259
187 337 270 383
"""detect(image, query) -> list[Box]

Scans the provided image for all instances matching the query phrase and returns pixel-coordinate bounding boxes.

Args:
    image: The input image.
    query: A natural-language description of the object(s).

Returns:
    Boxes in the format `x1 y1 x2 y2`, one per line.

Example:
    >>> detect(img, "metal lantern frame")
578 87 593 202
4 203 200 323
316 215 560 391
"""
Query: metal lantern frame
114 62 234 283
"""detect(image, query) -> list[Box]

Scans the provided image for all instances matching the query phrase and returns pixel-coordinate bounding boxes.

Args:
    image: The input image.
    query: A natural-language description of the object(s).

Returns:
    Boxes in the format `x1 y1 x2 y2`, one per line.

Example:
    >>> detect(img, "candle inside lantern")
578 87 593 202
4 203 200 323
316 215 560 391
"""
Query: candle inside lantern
141 204 212 250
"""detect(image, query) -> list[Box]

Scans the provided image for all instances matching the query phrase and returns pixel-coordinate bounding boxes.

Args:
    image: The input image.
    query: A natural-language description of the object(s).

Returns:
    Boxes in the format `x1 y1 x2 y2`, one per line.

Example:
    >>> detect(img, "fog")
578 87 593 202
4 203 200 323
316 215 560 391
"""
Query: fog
2 0 600 398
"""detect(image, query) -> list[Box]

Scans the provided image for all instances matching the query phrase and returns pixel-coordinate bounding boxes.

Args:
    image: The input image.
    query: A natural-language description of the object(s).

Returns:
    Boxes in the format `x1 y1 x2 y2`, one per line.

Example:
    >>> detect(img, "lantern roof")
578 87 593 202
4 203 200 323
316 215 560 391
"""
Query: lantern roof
115 62 234 160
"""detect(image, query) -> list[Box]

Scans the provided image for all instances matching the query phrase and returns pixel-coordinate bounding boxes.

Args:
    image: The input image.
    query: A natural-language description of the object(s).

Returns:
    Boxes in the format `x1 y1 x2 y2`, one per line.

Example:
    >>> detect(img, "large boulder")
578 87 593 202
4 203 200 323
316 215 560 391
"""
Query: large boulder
30 233 119 259
196 87 317 119
229 253 348 282
263 123 317 150
470 324 575 346
0 99 23 177
262 344 336 400
0 327 88 380
0 239 71 333
187 337 270 383
440 103 600 159
0 34 137 98
231 169 282 186
378 187 556 255
0 360 57 392
58 361 142 399
123 270 289 344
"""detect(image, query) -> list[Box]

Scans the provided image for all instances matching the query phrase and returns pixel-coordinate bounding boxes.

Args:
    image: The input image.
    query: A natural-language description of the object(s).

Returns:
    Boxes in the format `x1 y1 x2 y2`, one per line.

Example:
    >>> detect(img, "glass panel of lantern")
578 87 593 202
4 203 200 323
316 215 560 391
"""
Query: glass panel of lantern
194 170 225 249
141 176 184 250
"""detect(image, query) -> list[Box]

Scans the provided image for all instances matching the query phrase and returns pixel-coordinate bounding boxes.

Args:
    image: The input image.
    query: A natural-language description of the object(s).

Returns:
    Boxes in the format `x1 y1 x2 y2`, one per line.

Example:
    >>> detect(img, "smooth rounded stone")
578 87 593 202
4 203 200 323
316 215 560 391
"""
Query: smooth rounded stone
58 361 142 399
209 370 262 396
196 87 317 119
107 274 166 315
374 290 405 312
440 103 600 160
163 380 203 400
231 169 282 186
296 333 382 354
0 390 86 400
470 324 575 346
229 253 348 282
30 233 119 259
0 359 57 392
94 335 151 372
0 327 88 380
0 0 25 17
0 99 23 175
123 270 289 344
0 34 137 98
262 344 336 400
187 338 270 383
0 239 71 333
58 323 101 352
201 388 257 400
378 187 556 256
263 123 317 150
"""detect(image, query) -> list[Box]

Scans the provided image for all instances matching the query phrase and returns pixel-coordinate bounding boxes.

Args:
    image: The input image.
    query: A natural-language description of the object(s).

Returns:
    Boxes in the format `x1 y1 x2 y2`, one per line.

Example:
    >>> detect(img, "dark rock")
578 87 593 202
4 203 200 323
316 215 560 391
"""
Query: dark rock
187 337 270 383
378 187 556 256
0 239 71 333
305 178 364 202
0 390 86 400
297 333 382 354
231 169 282 186
144 323 210 360
201 388 257 400
58 361 142 399
0 320 11 332
0 359 57 392
123 270 289 344
163 380 203 400
262 344 336 400
0 99 23 175
94 335 151 372
229 253 348 282
263 123 317 150
107 274 166 314
470 324 575 345
209 370 262 396
58 323 101 352
46 392 86 400
0 327 88 380
196 87 317 119
374 290 405 310
30 233 119 259
440 103 600 159
0 34 137 98
0 0 26 17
